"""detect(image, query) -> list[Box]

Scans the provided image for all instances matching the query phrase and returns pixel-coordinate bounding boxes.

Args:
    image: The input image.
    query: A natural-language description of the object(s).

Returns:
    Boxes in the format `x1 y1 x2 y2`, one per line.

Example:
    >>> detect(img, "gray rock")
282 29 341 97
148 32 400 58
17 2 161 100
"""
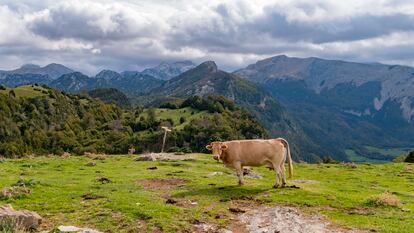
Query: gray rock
208 172 224 176
0 204 42 229
134 154 156 161
58 225 103 233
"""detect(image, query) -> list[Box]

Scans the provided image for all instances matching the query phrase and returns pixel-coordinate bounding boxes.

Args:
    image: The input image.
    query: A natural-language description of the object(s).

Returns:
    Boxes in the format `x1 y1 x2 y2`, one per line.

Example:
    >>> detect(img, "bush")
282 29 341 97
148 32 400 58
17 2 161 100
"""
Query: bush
321 156 339 164
404 151 414 163
167 146 181 153
179 117 186 124
366 192 401 207
181 147 192 153
0 85 6 90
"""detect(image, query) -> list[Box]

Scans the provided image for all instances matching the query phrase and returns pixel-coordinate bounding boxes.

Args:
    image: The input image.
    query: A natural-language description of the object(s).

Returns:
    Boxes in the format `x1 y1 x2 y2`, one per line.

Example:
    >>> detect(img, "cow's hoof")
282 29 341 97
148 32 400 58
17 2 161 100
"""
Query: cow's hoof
273 185 279 189
282 183 287 188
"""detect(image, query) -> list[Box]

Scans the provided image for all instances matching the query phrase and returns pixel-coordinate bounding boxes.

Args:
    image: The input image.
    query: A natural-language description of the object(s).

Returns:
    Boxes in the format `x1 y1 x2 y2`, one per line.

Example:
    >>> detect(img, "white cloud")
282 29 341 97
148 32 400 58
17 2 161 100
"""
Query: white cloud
0 0 414 74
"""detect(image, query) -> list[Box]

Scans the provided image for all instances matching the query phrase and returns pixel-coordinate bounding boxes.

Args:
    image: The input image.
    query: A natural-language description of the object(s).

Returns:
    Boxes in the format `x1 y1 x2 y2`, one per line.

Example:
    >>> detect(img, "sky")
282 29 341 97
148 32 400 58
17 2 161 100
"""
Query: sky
1 0 414 75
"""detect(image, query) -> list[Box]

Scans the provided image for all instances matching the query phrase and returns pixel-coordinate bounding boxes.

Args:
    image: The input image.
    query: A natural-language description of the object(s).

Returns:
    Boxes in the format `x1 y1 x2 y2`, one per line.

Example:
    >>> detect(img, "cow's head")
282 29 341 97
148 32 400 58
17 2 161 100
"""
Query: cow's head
206 142 228 161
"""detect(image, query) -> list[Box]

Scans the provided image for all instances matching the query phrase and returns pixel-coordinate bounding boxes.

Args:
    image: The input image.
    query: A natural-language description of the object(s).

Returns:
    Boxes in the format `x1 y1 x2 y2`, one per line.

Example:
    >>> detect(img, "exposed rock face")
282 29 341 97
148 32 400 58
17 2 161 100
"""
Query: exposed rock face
235 55 414 122
141 61 196 80
0 204 42 230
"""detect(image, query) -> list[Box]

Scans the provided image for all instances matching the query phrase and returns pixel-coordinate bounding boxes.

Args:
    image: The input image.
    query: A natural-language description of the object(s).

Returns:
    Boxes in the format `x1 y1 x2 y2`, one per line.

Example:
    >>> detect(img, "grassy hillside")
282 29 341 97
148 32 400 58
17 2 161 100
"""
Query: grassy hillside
0 84 48 98
0 155 413 232
0 86 266 157
346 146 413 163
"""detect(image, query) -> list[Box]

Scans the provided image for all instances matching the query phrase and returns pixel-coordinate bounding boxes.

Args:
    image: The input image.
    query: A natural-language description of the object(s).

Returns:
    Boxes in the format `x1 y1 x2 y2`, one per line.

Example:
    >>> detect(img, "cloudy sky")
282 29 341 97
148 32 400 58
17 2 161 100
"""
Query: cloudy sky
1 0 414 75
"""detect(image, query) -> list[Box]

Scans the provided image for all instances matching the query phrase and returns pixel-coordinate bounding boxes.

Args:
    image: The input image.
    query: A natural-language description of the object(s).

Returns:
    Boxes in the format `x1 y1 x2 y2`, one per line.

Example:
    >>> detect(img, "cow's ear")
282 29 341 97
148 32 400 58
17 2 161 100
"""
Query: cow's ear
221 144 228 150
206 144 212 150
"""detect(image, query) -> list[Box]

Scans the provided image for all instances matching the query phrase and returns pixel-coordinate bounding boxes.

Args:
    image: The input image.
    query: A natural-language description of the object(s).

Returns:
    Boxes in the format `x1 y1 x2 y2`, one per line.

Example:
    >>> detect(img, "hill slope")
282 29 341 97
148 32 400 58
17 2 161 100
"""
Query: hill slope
0 86 265 157
235 55 414 161
144 61 328 162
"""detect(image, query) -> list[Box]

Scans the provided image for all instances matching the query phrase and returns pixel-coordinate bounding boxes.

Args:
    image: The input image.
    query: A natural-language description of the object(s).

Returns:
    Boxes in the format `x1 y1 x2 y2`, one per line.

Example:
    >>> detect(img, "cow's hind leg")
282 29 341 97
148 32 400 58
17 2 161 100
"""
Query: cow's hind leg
233 161 244 186
280 164 287 187
273 163 281 189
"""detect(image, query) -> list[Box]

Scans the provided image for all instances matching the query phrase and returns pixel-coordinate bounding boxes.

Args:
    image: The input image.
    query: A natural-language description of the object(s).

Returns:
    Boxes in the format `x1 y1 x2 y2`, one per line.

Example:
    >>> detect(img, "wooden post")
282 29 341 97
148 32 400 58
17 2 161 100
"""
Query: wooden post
161 126 171 153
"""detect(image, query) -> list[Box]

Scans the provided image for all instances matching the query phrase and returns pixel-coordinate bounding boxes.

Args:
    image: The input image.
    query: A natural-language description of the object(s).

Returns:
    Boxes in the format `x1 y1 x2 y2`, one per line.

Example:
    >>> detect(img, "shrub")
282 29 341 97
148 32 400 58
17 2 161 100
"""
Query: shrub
181 147 192 153
0 85 6 90
404 151 414 163
366 192 401 207
321 156 339 164
179 117 186 124
167 146 181 153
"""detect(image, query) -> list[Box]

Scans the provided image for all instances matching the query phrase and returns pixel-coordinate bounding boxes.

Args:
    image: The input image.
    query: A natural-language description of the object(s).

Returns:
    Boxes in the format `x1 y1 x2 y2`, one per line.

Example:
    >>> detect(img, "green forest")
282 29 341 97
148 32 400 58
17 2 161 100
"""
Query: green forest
0 85 267 157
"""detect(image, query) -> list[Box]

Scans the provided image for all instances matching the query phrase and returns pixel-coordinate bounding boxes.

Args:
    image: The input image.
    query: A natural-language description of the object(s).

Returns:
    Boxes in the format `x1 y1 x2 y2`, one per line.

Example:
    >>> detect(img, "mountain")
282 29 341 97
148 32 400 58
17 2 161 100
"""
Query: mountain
234 55 414 161
141 61 196 80
144 61 328 162
46 71 164 95
0 63 74 79
49 72 92 92
0 73 52 87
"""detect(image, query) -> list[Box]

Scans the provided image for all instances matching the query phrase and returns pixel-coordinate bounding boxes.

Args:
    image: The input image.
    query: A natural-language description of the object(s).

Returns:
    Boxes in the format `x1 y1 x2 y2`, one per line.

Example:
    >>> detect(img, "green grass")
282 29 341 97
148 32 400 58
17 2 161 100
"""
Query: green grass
0 155 413 232
346 147 413 164
0 85 48 98
365 146 412 158
345 149 388 163
142 107 207 129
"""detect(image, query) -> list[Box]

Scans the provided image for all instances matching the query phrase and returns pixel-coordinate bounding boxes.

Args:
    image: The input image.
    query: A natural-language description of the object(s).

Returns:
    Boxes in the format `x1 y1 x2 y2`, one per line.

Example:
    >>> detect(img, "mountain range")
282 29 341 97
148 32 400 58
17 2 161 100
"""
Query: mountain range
1 56 413 162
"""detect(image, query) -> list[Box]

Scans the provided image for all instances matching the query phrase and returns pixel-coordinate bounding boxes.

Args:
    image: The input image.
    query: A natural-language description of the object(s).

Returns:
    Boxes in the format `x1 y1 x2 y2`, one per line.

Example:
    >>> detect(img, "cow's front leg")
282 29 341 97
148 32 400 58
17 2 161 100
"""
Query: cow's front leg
233 161 244 186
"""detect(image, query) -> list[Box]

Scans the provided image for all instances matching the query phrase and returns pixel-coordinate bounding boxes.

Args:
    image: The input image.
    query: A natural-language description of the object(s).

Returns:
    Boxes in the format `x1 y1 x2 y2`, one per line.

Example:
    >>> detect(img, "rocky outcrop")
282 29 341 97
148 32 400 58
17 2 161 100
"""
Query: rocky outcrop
0 204 42 230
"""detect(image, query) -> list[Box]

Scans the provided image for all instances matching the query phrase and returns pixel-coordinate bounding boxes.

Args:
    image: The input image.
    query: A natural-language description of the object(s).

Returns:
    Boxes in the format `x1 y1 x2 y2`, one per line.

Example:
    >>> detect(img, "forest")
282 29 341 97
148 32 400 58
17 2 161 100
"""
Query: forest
0 85 267 157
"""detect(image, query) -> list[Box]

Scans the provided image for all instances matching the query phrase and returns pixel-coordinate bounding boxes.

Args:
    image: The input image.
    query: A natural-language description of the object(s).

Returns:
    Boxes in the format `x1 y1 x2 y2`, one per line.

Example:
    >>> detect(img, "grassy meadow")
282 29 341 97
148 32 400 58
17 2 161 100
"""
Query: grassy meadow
0 154 413 232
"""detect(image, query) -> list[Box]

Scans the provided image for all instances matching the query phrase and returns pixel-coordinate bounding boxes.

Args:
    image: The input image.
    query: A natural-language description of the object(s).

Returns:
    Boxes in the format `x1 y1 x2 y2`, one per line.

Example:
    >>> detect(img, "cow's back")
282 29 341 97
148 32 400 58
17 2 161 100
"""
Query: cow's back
223 139 284 166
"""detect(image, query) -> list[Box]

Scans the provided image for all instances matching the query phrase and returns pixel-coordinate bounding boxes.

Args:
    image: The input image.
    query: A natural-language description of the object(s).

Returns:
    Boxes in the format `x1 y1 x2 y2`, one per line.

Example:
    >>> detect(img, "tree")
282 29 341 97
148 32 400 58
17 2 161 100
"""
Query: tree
9 90 16 98
405 151 414 163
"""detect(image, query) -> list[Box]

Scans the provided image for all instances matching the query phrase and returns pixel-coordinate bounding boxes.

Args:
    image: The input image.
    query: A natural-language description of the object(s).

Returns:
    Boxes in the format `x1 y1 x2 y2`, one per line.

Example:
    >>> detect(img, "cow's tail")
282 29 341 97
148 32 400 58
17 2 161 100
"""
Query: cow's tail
278 138 293 178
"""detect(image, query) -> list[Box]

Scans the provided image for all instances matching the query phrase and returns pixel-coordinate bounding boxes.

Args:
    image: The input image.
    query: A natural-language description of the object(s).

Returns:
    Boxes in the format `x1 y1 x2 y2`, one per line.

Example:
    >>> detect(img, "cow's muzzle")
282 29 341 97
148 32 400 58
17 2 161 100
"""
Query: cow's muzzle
213 155 220 161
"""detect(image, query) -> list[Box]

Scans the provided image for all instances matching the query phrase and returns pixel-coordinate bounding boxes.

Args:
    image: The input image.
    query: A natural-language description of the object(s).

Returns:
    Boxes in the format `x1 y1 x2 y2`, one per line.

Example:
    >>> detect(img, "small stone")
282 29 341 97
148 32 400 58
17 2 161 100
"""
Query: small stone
208 172 224 176
58 225 103 233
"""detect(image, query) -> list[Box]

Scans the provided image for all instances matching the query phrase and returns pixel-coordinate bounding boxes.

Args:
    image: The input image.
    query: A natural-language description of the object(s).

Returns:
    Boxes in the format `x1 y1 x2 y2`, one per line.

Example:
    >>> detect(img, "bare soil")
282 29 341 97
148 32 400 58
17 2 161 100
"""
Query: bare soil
137 178 187 190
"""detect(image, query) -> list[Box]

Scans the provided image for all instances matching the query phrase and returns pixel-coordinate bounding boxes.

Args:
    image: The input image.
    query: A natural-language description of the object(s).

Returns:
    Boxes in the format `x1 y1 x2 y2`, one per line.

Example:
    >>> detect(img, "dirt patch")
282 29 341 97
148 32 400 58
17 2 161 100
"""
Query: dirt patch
239 206 357 233
137 178 187 190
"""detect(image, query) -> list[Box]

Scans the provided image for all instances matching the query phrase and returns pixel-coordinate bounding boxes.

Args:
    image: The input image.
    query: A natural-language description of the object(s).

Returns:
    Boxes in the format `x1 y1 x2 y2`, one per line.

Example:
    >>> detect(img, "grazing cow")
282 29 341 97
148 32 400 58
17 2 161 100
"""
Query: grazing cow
206 138 293 188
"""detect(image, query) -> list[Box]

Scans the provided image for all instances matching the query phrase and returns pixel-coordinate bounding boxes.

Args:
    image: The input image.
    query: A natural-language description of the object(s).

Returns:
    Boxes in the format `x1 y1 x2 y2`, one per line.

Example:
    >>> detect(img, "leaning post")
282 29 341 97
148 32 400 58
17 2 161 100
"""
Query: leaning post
161 126 172 153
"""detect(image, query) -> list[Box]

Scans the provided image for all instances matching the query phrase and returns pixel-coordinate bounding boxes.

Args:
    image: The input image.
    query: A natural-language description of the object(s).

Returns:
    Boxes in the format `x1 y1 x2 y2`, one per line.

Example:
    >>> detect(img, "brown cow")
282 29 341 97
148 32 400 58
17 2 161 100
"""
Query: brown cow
206 138 293 188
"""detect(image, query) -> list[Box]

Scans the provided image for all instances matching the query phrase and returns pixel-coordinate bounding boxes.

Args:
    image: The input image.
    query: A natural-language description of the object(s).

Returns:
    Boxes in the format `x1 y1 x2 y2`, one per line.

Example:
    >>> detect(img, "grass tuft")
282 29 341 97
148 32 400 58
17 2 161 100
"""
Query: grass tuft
0 217 28 233
366 192 401 207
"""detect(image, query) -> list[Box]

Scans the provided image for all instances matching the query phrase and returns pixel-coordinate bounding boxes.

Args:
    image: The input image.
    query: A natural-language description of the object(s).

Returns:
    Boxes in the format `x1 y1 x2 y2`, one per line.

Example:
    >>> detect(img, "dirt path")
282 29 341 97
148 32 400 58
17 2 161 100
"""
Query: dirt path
193 205 359 233
238 206 357 233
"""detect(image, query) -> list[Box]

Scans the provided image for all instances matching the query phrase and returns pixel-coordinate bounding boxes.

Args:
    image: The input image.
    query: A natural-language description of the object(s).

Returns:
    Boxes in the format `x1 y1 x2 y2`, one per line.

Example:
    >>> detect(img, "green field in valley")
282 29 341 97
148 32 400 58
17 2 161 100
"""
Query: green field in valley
0 85 49 98
346 146 413 164
1 154 413 232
